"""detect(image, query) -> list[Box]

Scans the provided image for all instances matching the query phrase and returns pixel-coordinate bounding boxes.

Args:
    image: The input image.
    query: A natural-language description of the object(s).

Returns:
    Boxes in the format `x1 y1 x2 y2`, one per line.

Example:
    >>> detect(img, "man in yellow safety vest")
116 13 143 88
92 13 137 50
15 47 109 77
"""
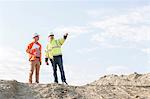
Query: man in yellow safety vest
45 32 68 85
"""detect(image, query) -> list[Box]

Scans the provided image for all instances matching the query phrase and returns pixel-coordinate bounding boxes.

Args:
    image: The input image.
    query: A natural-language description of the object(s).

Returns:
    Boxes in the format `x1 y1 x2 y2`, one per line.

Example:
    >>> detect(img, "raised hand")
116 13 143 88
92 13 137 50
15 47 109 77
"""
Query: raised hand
64 33 68 36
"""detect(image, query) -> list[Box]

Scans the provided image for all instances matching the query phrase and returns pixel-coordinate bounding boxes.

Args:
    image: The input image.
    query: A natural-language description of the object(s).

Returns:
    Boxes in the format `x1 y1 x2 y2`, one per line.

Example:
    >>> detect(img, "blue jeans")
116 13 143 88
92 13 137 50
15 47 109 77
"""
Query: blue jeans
50 55 66 83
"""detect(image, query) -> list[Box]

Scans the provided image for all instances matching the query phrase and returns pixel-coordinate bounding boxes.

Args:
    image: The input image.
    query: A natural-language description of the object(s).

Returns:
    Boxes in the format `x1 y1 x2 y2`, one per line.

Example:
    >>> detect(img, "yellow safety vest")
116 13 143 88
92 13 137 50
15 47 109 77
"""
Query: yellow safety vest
45 38 65 59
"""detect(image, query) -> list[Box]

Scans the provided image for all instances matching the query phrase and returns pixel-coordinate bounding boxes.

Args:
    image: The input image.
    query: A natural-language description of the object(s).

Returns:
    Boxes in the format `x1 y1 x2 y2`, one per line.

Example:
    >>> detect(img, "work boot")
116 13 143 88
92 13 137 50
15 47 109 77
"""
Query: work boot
54 81 58 84
35 81 39 84
54 80 58 83
62 81 68 85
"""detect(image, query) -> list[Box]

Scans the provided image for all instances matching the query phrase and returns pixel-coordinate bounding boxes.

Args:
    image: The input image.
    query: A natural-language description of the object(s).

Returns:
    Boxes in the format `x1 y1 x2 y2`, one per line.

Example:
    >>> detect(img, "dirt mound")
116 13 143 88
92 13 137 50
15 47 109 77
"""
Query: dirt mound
91 72 150 86
1 73 150 99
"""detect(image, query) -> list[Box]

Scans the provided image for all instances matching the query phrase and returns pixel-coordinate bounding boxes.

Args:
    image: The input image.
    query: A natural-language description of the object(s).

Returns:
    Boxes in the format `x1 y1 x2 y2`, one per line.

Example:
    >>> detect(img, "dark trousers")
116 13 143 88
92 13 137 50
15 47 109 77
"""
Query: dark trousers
50 55 66 83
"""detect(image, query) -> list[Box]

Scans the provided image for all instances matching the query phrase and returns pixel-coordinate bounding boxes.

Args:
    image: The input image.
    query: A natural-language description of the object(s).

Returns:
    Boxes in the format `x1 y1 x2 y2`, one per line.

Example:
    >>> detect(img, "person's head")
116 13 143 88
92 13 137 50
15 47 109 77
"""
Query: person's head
33 33 39 42
48 32 54 40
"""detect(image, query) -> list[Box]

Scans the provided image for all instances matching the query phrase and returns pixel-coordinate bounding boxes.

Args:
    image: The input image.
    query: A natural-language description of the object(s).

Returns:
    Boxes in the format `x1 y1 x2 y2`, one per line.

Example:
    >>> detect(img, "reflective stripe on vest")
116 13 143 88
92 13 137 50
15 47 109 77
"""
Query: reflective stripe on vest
52 46 61 49
51 40 61 49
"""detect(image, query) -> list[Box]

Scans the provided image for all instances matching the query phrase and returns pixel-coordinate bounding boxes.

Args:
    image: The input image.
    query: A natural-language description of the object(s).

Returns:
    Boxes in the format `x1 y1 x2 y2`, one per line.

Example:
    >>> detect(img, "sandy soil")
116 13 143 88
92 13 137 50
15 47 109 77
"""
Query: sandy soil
0 73 150 99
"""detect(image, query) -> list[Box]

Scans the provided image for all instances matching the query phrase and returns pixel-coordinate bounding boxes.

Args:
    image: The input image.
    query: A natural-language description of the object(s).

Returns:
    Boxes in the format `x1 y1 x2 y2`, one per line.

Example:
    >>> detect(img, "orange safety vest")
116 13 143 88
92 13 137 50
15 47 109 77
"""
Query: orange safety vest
26 41 42 62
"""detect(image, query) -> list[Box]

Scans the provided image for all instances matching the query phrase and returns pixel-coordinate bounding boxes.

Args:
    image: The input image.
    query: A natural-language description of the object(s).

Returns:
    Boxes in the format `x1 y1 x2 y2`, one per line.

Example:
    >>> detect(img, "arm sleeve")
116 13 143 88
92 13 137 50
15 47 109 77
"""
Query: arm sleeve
40 44 42 62
45 44 49 58
26 43 33 54
58 38 65 46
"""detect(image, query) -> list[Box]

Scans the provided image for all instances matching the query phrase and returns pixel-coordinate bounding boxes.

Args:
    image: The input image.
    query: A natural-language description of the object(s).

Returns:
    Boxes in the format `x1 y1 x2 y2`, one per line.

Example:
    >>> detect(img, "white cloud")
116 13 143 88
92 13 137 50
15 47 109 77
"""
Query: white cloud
64 64 87 85
87 10 100 17
101 43 124 48
53 26 90 38
91 33 134 49
0 46 28 82
91 33 106 43
141 48 150 54
0 47 26 63
106 65 132 75
76 47 99 54
90 5 150 42
86 8 122 19
86 9 108 18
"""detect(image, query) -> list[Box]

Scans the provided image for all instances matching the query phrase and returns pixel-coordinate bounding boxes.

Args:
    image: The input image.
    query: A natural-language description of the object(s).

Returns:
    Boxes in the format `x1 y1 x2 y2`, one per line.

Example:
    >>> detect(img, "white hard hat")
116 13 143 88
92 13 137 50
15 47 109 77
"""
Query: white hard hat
33 33 39 38
49 32 54 37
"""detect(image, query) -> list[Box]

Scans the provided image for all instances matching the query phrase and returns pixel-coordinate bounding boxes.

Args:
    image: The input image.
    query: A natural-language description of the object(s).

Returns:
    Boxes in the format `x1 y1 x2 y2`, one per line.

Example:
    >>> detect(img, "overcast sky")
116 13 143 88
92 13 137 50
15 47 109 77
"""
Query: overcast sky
0 0 150 85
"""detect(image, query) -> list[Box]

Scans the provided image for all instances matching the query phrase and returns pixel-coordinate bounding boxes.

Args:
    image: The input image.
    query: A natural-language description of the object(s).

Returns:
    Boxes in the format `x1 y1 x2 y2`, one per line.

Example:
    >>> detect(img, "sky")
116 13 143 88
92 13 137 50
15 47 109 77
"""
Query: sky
0 0 150 85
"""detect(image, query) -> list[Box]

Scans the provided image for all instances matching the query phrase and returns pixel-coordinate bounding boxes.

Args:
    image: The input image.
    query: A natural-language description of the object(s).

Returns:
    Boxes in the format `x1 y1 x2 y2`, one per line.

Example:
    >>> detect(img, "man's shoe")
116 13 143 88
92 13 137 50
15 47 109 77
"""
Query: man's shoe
35 81 39 83
54 82 58 84
62 81 68 85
